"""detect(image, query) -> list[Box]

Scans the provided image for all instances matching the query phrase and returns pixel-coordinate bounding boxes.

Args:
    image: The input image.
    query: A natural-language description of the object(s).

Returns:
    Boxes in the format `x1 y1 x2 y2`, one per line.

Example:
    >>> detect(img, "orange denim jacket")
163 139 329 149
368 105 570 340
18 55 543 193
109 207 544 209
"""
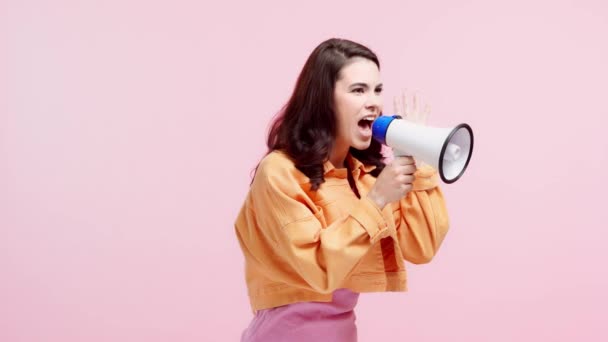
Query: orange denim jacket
234 150 450 313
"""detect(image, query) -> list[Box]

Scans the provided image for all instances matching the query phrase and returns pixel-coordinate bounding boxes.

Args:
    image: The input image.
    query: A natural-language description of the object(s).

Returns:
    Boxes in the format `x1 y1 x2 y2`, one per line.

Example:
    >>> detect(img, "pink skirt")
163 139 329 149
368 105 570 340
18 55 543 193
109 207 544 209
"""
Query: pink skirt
241 288 359 342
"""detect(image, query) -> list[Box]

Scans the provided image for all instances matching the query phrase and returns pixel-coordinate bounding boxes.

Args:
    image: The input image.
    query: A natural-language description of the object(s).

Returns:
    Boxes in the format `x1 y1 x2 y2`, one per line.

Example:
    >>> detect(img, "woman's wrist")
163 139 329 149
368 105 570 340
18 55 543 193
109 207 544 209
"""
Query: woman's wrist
366 191 386 210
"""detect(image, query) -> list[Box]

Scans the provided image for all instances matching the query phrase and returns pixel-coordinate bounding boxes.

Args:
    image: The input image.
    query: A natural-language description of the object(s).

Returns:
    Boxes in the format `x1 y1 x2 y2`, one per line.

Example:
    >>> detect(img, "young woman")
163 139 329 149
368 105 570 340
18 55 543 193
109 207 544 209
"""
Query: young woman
235 38 450 341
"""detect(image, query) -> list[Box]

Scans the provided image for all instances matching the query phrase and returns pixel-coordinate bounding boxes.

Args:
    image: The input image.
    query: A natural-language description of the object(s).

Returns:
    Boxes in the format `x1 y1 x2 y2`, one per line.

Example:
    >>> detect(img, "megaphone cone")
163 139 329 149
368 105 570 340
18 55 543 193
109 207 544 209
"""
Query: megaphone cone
372 115 474 184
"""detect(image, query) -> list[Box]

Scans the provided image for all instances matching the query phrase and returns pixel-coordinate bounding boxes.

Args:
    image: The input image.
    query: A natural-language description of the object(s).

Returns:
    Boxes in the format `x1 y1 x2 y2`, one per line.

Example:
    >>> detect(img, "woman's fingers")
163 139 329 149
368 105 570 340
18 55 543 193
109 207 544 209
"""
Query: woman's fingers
394 89 431 125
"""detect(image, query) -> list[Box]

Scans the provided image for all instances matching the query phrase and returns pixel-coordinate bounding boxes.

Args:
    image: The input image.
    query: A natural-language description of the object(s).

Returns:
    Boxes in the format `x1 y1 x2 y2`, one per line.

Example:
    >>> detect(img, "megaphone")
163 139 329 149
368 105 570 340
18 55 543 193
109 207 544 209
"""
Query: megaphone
372 115 474 184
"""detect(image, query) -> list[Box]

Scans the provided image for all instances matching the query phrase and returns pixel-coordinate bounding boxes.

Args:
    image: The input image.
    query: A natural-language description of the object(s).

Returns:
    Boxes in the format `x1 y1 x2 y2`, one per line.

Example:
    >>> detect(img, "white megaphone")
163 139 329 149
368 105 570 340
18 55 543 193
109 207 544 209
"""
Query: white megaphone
372 115 474 184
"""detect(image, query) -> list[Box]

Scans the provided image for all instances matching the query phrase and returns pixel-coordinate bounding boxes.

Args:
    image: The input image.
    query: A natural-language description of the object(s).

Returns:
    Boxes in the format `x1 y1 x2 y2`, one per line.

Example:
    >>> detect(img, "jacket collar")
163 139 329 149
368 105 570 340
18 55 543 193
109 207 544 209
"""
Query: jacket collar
323 153 377 176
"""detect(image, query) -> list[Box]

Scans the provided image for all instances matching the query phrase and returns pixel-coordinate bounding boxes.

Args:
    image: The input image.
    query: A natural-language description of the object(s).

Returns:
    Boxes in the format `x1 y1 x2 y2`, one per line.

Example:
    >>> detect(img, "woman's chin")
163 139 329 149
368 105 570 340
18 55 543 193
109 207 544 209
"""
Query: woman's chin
351 139 372 151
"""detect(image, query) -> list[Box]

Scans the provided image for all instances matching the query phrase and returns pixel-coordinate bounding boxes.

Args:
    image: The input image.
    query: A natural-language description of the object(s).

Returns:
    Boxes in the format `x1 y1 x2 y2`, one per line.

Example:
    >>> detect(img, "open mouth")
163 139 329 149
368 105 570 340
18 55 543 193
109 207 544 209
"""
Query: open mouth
358 117 374 130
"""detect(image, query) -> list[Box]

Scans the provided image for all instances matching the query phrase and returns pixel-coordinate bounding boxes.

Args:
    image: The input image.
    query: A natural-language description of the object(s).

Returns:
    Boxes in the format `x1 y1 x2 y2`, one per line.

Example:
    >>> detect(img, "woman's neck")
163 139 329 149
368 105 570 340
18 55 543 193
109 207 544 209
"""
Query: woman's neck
329 146 349 169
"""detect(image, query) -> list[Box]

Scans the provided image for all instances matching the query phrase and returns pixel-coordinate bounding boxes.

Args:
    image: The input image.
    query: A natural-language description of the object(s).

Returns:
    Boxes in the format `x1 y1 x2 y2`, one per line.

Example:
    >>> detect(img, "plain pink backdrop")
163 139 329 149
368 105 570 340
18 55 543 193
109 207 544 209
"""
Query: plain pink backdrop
2 0 607 341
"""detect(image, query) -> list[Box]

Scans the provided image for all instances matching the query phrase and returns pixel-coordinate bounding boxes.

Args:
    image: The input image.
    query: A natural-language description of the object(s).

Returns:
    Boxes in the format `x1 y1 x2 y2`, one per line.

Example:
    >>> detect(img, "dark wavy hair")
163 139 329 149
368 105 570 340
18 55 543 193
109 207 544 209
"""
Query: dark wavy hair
258 38 386 191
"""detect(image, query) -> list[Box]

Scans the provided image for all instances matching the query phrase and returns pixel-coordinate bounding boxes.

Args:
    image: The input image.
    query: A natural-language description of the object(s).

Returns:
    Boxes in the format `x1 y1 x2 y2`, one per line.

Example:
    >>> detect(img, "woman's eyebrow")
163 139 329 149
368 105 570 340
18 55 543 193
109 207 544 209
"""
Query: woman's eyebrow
349 82 383 89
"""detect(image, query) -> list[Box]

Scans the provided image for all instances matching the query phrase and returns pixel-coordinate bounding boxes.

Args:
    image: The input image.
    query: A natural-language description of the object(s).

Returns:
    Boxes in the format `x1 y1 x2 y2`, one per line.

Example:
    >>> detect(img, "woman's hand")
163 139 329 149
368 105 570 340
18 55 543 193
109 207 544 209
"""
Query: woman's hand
367 155 417 210
393 90 431 167
393 89 430 125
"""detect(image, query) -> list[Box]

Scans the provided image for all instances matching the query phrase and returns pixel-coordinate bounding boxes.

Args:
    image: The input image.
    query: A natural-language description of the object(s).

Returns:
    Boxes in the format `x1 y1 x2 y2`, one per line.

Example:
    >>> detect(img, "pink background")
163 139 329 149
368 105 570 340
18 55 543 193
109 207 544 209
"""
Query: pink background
2 0 607 341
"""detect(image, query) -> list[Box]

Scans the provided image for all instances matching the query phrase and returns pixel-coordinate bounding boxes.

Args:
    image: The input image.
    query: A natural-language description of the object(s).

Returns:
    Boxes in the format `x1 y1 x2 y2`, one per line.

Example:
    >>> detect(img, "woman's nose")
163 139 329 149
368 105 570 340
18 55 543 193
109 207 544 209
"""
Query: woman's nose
365 94 382 112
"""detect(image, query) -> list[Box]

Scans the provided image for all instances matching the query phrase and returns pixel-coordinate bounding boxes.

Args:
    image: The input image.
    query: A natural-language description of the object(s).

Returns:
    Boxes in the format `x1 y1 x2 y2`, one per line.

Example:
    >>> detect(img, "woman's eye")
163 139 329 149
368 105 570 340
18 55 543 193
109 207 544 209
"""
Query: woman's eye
375 88 383 94
353 88 364 93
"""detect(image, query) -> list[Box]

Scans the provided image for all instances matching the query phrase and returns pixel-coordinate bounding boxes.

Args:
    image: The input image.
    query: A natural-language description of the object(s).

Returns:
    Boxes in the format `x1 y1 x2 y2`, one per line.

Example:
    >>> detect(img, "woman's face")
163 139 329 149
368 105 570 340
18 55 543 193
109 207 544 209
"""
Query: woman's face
333 57 383 154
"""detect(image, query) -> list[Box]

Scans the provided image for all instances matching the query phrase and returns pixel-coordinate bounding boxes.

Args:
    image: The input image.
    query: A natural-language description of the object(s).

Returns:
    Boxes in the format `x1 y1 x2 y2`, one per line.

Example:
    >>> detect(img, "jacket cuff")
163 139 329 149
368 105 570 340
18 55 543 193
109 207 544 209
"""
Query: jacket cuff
412 164 440 191
351 196 391 244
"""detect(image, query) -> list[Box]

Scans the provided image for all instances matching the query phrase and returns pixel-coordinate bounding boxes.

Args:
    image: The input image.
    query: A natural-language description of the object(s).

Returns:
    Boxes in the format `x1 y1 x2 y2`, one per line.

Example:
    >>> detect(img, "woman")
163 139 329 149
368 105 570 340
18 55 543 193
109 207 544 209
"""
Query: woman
234 38 450 341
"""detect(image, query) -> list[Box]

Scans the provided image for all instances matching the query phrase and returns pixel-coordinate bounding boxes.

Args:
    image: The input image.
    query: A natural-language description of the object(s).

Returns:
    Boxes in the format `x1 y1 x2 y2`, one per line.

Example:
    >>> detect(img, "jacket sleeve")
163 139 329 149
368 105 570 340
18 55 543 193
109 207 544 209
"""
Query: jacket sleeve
393 165 450 264
235 162 394 294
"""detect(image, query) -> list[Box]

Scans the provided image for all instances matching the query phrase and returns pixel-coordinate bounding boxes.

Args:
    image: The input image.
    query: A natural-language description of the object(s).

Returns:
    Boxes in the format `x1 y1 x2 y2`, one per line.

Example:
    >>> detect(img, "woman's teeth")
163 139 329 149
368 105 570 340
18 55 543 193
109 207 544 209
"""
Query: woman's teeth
358 117 374 128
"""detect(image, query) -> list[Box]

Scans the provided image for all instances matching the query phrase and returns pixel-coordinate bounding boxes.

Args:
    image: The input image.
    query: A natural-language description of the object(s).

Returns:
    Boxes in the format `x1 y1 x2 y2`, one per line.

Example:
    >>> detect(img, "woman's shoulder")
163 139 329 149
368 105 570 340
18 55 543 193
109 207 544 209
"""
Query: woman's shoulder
256 150 295 178
255 150 309 186
258 150 295 170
